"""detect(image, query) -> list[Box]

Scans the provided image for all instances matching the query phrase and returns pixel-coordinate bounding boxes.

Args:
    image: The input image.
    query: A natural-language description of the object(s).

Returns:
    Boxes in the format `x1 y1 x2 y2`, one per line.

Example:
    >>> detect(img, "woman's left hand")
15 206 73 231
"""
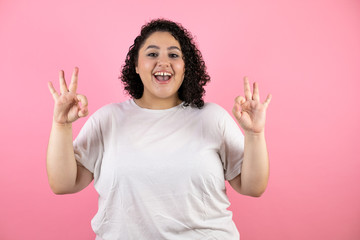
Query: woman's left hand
232 77 272 134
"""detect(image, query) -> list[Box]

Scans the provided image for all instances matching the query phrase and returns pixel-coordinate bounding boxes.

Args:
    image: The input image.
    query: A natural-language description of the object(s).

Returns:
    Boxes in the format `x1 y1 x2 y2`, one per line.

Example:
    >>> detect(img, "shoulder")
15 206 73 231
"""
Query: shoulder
202 102 227 112
92 100 131 116
87 100 132 123
185 102 233 129
200 102 239 129
197 102 230 119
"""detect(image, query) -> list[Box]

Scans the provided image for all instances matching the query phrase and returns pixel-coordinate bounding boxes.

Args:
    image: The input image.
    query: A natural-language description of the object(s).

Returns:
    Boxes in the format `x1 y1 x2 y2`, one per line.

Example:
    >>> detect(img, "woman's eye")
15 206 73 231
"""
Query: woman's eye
147 53 158 57
169 53 179 58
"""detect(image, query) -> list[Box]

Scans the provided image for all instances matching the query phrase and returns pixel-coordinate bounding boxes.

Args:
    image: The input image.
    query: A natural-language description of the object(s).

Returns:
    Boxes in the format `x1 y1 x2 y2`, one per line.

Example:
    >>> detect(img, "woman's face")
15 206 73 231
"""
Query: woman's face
136 31 185 108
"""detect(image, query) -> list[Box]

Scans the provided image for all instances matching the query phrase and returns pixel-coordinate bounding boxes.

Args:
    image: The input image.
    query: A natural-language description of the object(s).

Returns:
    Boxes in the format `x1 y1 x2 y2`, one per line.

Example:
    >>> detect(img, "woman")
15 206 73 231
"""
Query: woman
47 19 271 240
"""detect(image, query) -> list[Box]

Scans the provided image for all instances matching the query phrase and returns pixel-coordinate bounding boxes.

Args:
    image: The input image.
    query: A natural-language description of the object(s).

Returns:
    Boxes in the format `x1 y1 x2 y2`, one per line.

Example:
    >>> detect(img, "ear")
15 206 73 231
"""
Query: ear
135 66 139 74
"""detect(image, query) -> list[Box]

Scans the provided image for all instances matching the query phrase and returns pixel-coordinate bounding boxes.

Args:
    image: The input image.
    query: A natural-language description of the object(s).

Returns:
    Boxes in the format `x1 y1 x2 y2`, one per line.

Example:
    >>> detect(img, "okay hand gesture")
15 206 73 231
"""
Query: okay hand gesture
48 67 88 125
232 77 272 134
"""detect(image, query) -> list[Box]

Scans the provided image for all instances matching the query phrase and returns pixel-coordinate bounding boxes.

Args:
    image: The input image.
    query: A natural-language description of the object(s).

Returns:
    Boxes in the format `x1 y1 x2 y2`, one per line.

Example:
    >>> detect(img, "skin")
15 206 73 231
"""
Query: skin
229 77 272 197
47 68 93 194
134 31 185 109
46 33 272 197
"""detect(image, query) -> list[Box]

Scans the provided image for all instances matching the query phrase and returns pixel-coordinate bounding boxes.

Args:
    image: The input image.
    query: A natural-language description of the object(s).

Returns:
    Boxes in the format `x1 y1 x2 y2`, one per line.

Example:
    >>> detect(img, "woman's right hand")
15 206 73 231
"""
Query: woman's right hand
48 67 88 125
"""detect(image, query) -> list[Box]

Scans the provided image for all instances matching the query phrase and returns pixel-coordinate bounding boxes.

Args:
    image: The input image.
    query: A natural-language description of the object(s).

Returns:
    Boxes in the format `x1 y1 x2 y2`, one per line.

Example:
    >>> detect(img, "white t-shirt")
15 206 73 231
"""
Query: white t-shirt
73 99 244 240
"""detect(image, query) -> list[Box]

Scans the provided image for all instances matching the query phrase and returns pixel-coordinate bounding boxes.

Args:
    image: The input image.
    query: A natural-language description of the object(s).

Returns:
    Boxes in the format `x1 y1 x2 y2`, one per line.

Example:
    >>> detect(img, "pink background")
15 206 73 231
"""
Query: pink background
1 0 359 239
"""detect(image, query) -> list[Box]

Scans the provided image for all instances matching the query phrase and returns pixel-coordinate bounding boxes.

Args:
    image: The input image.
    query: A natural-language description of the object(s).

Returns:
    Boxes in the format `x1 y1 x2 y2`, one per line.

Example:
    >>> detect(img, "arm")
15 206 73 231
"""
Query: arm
229 77 272 197
47 122 93 194
229 132 269 197
46 67 93 194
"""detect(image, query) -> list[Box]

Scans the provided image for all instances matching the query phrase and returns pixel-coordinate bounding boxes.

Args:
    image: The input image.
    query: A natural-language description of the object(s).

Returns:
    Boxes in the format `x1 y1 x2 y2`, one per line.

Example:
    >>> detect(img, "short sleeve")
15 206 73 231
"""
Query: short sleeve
73 115 104 174
218 110 245 181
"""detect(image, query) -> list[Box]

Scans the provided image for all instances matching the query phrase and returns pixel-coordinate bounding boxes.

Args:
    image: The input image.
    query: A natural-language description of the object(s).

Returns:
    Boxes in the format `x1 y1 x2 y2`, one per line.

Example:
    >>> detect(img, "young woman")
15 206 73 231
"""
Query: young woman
47 19 271 240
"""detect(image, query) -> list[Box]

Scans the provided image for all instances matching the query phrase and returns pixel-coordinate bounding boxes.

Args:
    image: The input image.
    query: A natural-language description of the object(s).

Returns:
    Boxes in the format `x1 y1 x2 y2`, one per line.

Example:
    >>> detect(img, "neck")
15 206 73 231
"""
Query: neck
134 96 182 110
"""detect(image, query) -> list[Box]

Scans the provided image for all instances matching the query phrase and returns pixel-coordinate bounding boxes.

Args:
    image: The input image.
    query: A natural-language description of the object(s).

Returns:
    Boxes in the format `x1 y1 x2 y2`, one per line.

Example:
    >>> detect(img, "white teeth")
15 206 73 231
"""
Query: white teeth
154 72 172 76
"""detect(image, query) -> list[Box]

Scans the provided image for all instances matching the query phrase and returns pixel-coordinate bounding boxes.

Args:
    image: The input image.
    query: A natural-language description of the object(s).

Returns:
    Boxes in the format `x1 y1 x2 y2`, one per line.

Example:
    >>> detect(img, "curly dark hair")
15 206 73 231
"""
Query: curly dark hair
120 19 210 108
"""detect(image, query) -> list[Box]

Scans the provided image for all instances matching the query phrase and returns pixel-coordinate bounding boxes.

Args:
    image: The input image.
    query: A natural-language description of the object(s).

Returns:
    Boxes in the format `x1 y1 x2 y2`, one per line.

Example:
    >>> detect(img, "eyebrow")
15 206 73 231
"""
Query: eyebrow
145 45 181 51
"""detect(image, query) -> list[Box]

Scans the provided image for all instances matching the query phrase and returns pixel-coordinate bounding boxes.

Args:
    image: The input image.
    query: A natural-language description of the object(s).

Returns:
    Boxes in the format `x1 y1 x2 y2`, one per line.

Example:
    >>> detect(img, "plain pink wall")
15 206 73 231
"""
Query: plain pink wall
1 0 359 239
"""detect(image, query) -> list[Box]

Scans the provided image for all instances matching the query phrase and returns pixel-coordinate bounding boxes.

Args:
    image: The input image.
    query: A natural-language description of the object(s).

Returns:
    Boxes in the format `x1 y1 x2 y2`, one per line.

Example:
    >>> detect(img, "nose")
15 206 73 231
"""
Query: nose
157 56 170 68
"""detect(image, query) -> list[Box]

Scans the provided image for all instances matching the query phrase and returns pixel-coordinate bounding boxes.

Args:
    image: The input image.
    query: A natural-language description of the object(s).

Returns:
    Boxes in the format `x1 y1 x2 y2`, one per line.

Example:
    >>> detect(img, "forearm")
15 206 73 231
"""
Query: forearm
240 131 269 196
46 122 78 194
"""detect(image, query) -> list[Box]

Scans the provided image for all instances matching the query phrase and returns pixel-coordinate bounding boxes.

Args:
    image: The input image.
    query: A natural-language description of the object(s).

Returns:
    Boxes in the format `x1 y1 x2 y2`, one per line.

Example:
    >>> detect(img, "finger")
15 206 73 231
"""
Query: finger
263 94 272 108
78 107 89 118
77 94 88 118
232 102 242 120
243 76 252 101
69 67 79 93
48 81 59 100
76 94 88 108
59 70 69 94
252 82 260 101
234 96 246 105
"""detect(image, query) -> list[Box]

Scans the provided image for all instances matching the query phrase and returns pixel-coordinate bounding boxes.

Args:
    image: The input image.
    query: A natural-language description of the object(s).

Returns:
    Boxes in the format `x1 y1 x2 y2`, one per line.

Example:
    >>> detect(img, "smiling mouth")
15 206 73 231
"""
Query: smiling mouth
154 71 172 81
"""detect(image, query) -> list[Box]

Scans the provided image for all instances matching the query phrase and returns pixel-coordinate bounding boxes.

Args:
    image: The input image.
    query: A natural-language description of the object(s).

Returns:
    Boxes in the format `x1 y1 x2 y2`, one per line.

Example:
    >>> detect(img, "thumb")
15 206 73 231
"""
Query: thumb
233 96 246 121
76 94 89 118
78 108 89 118
232 102 242 121
234 96 246 105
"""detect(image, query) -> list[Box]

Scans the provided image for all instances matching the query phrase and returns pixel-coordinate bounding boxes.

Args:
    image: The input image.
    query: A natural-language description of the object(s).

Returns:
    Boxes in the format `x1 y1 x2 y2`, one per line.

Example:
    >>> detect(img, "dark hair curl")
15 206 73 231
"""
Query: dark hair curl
120 19 210 108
